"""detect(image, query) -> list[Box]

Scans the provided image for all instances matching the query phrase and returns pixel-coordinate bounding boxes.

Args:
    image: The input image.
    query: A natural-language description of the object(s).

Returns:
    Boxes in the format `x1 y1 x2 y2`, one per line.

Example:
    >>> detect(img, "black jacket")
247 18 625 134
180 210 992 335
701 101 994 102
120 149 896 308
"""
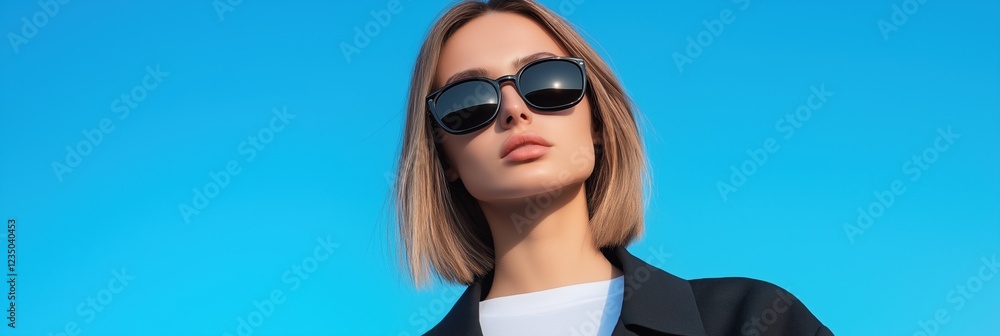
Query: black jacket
425 245 834 335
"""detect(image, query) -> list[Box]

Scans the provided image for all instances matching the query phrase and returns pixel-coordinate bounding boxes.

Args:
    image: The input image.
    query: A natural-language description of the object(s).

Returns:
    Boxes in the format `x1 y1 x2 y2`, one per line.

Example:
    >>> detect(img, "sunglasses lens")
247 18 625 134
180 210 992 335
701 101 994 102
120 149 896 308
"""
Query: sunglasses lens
433 80 499 133
519 60 584 109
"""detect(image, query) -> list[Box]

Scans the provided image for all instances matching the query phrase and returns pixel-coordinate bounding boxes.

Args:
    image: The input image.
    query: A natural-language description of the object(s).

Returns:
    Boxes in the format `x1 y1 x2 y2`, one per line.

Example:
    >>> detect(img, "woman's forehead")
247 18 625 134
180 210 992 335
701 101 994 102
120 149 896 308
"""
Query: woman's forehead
436 12 568 85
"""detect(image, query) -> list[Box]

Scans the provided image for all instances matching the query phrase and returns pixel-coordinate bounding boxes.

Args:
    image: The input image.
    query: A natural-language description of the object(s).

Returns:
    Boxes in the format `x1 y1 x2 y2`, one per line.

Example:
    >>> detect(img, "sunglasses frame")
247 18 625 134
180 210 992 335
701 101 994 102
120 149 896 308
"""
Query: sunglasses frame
425 56 587 135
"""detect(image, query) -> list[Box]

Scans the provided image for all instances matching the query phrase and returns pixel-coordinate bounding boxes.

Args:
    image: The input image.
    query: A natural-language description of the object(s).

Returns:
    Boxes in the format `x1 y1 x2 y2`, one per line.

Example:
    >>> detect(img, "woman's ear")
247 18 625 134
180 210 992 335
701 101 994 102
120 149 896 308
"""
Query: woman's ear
444 164 460 182
431 125 460 182
438 149 461 182
592 121 604 156
591 121 603 146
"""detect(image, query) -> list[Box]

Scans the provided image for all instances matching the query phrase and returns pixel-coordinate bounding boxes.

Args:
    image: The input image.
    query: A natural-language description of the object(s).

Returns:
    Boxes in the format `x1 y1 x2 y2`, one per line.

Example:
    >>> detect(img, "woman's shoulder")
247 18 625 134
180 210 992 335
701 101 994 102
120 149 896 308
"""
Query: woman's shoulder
686 277 834 336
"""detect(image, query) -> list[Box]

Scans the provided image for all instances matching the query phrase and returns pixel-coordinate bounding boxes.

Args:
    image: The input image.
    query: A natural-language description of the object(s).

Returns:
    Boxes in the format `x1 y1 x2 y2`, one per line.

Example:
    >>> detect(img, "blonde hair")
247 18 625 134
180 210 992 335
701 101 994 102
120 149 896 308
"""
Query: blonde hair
393 0 649 287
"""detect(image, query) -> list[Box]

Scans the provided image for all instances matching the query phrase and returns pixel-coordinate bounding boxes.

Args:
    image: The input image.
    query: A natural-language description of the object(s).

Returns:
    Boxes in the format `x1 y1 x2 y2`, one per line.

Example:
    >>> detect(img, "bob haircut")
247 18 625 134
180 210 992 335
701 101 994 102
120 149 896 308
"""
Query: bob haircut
393 0 649 287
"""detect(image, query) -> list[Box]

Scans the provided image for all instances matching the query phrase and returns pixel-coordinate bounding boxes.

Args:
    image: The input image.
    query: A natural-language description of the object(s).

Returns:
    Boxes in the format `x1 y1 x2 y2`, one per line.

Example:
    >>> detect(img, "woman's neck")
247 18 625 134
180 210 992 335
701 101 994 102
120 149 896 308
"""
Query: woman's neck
478 182 623 300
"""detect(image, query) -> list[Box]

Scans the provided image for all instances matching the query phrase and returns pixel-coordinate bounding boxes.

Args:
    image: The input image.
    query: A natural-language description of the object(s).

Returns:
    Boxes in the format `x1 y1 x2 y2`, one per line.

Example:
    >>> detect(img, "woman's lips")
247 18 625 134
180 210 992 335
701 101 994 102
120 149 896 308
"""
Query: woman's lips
500 131 553 162
502 144 551 162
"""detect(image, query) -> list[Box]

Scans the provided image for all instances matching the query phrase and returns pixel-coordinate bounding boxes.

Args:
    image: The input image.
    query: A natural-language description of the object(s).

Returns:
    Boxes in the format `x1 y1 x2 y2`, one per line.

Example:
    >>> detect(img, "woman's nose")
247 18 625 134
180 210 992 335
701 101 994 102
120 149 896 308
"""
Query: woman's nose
497 84 532 131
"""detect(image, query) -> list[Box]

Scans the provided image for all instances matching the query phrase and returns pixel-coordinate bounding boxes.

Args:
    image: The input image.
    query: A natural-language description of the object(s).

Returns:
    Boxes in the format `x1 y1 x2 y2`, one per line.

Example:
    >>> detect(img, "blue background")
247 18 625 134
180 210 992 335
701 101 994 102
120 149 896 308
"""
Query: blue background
1 0 998 335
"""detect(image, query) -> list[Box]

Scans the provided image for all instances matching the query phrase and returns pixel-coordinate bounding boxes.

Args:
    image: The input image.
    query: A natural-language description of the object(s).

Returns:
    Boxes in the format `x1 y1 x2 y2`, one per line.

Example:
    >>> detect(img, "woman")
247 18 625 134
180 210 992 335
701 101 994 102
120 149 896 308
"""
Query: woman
392 1 834 335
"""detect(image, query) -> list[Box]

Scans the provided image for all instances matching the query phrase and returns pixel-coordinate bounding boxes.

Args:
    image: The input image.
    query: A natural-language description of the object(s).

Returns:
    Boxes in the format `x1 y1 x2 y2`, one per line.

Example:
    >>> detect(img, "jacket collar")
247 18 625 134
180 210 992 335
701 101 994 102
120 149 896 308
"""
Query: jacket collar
428 245 709 336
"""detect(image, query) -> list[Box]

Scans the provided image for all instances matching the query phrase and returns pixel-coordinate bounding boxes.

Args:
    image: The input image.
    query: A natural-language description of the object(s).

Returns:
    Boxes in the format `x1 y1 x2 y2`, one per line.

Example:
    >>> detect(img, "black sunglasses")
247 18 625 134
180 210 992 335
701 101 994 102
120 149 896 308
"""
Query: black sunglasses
426 57 587 134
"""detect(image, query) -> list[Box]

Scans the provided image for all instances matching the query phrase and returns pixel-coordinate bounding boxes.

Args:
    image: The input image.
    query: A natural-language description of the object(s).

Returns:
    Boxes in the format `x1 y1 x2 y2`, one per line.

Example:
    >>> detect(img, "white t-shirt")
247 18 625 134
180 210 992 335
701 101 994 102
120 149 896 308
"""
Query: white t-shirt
478 276 624 336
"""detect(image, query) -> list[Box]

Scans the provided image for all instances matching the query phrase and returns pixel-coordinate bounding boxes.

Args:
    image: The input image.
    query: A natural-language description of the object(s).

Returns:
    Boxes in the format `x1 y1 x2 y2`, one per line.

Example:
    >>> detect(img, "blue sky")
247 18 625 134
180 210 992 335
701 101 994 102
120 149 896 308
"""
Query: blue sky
0 0 997 335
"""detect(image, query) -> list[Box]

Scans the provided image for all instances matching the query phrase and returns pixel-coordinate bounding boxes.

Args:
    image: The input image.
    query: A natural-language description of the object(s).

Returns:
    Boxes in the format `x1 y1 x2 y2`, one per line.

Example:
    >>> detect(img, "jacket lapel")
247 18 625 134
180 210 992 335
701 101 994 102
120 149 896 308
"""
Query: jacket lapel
425 245 709 336
605 246 708 336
